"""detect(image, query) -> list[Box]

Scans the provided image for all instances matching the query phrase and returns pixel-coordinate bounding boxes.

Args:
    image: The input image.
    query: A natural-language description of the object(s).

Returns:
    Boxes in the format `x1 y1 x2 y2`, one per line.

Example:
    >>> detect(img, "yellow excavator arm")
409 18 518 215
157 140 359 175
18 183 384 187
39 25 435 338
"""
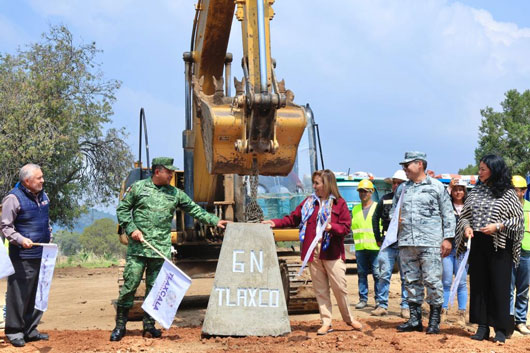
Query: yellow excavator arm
115 3 312 320
185 0 307 205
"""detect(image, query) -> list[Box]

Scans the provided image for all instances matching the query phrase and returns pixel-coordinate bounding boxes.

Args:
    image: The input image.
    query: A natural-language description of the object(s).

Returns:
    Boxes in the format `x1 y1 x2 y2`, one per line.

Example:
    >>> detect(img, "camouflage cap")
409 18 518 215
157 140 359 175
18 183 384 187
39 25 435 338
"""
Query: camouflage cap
152 157 177 171
399 151 427 165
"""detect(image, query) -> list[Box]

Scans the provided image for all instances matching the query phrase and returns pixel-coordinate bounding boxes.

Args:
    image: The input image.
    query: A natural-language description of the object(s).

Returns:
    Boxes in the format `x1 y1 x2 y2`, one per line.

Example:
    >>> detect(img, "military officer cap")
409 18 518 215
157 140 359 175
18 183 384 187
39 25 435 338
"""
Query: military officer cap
399 151 427 165
152 157 177 171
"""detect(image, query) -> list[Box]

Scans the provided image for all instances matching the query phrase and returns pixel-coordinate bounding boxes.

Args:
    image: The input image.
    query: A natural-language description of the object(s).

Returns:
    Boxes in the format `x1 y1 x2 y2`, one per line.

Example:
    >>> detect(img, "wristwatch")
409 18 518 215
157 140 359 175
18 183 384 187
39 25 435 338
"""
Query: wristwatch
496 223 501 231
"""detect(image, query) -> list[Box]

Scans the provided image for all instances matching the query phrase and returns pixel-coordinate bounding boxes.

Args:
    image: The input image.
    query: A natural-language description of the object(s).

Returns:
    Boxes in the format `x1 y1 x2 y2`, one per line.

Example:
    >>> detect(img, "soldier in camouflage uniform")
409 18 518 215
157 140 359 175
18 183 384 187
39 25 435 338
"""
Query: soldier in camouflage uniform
392 151 455 334
110 157 227 342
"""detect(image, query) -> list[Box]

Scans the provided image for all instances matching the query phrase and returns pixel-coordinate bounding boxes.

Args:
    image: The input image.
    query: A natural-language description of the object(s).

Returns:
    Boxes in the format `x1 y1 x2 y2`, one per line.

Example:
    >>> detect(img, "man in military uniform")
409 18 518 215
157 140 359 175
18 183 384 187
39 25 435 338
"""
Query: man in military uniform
110 157 228 342
392 151 455 334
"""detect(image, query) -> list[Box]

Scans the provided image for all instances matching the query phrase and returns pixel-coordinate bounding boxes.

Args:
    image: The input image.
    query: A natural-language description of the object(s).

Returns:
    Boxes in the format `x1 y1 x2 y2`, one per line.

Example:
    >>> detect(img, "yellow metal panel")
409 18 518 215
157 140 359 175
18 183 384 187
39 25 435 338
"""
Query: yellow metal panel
272 229 299 242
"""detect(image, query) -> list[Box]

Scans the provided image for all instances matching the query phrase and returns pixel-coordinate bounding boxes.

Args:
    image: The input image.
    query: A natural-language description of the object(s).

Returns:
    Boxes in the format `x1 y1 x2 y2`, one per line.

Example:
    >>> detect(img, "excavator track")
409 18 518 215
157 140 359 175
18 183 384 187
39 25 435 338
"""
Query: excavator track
278 256 319 314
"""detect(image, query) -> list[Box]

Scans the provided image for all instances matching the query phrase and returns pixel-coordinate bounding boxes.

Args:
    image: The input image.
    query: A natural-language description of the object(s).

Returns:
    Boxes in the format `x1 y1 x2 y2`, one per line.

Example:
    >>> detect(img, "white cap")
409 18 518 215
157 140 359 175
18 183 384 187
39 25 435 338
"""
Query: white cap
454 179 468 187
385 169 408 184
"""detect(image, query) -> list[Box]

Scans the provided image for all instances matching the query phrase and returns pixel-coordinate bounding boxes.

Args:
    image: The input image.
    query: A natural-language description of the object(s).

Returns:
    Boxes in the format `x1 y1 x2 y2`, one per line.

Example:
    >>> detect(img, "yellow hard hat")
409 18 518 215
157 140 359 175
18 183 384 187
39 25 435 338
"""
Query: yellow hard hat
358 179 374 191
512 175 528 188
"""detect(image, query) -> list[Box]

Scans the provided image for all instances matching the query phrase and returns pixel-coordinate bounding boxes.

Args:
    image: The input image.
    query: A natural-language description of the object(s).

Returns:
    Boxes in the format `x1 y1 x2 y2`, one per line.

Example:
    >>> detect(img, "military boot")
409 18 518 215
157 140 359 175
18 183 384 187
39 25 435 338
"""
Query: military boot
142 313 162 338
110 306 129 342
397 303 423 332
426 305 442 334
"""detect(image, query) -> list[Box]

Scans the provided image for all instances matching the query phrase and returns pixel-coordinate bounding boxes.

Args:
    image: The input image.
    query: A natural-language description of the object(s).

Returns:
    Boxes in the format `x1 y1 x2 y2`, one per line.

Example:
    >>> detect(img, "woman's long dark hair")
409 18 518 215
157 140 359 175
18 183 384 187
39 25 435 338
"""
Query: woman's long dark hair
479 154 513 198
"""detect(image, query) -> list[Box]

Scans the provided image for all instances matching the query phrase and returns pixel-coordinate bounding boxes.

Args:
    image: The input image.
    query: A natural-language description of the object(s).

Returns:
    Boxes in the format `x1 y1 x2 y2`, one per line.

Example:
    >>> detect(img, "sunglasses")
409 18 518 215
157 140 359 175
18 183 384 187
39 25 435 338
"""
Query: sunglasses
401 161 417 169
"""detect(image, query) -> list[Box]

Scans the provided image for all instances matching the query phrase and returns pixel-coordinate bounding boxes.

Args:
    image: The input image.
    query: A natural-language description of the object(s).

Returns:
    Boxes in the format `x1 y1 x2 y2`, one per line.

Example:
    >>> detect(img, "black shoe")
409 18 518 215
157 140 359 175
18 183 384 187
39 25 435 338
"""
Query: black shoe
471 325 490 341
142 326 162 338
426 305 442 334
25 333 49 342
397 303 423 332
493 329 506 344
110 327 126 342
9 338 25 347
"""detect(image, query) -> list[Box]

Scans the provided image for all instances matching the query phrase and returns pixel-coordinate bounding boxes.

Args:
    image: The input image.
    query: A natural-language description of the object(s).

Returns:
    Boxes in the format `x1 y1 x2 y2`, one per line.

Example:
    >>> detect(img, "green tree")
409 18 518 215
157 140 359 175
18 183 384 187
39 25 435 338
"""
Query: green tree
472 89 530 176
458 164 478 175
0 25 133 227
54 230 82 256
79 218 125 257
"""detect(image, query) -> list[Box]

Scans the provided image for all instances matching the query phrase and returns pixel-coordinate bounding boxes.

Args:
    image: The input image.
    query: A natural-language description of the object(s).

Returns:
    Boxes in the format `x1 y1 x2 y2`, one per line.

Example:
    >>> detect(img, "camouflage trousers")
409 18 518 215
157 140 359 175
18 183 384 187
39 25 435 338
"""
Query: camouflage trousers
399 246 443 306
116 255 164 309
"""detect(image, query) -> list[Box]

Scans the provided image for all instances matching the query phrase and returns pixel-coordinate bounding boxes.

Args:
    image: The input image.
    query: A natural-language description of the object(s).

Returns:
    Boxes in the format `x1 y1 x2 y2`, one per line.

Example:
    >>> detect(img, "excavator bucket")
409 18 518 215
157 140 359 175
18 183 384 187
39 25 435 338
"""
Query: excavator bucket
196 97 307 176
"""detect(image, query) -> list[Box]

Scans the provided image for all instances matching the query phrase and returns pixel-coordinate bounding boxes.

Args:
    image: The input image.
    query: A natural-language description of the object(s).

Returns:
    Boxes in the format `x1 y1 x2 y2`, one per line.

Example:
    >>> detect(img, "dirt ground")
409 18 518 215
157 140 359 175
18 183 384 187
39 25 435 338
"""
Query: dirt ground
1 266 530 352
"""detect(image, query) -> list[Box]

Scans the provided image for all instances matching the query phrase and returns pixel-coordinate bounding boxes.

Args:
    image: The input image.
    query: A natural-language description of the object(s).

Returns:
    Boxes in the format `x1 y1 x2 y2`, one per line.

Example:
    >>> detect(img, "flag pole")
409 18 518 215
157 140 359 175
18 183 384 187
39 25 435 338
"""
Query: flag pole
32 243 57 247
141 239 170 261
141 239 191 281
448 237 471 307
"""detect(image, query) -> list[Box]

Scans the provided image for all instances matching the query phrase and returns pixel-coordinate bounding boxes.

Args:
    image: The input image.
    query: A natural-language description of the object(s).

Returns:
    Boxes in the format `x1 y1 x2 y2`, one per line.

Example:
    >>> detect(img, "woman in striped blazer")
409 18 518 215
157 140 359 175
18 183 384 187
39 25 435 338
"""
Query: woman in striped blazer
455 154 524 344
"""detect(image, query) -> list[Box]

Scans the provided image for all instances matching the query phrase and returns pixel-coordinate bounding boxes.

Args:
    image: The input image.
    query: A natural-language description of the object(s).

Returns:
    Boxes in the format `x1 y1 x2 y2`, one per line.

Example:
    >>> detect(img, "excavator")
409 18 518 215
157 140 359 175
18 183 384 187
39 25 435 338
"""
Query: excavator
119 0 319 317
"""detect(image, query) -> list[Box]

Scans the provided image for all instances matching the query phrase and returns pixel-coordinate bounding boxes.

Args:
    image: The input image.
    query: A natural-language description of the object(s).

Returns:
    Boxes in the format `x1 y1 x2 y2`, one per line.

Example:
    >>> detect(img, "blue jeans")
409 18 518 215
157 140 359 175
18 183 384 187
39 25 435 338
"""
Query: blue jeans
356 249 379 303
374 244 408 309
442 247 468 310
510 250 530 324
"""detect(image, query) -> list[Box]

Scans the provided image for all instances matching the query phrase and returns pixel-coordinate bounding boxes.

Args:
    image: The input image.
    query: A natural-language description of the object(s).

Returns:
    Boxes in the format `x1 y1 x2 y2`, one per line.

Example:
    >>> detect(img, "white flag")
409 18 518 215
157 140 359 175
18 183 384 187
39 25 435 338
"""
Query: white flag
298 215 329 276
380 186 407 252
142 260 192 329
0 240 15 279
35 243 58 311
448 238 471 307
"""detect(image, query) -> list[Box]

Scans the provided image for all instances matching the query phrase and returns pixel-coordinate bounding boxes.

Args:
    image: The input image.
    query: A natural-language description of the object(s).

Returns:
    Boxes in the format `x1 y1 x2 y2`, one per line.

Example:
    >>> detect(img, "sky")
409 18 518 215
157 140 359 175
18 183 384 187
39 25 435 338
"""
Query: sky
2 0 530 182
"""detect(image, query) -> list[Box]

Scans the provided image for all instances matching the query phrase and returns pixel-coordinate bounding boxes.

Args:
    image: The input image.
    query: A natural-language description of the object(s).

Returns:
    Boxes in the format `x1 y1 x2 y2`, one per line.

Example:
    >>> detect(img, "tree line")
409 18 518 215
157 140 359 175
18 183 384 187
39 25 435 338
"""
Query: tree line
54 218 126 258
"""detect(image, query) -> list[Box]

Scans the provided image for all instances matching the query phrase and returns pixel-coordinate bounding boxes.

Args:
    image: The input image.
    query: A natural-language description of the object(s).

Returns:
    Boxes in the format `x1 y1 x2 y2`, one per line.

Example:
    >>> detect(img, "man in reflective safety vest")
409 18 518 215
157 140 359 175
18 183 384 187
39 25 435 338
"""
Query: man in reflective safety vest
351 179 380 310
510 175 530 335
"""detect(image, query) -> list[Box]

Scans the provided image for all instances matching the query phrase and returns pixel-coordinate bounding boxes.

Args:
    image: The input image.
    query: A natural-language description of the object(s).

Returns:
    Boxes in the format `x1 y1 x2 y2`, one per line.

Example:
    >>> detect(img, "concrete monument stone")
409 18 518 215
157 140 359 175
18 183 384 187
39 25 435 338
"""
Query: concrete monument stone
201 223 291 336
